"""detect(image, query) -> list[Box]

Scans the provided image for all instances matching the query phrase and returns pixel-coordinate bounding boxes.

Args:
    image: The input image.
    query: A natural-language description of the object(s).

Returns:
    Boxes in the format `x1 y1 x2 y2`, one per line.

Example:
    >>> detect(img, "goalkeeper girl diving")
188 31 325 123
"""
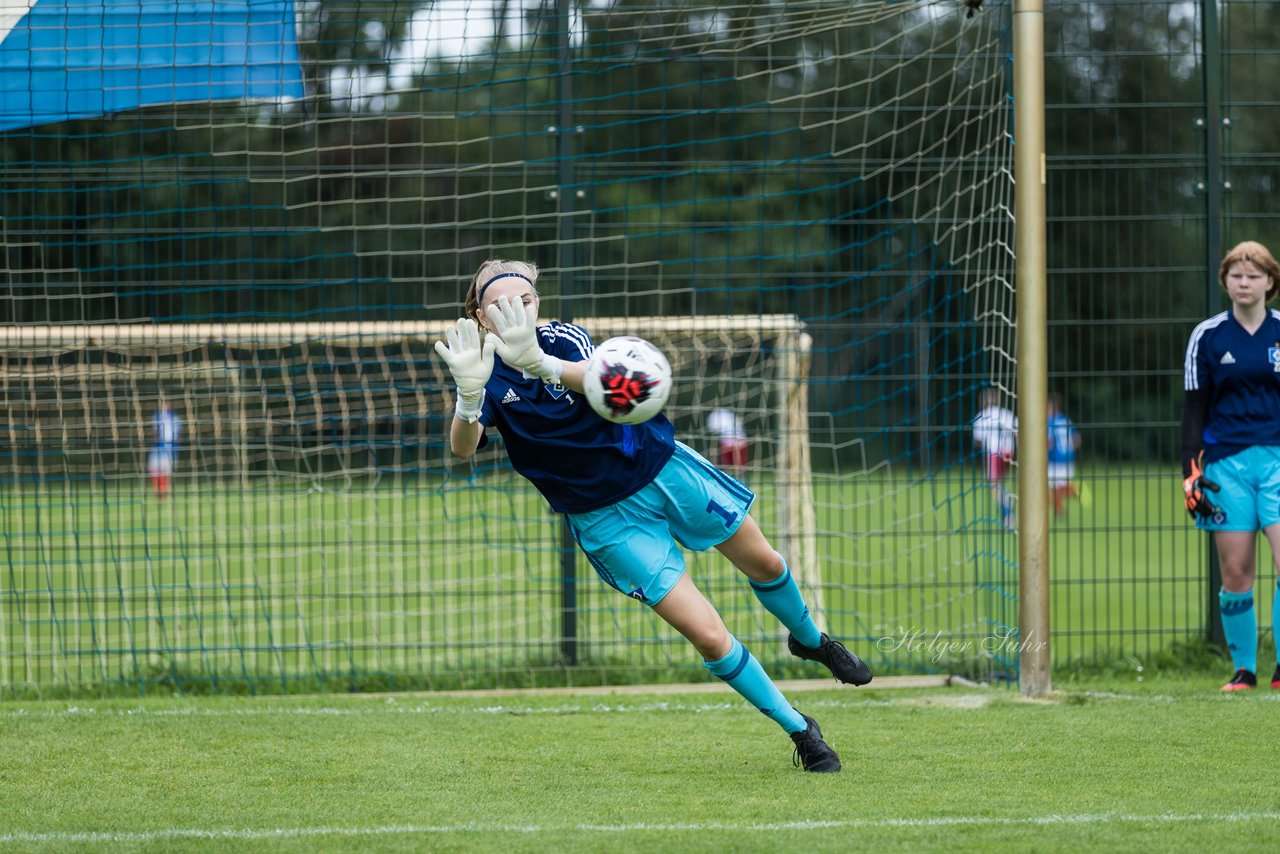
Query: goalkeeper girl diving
434 259 873 772
1182 240 1280 692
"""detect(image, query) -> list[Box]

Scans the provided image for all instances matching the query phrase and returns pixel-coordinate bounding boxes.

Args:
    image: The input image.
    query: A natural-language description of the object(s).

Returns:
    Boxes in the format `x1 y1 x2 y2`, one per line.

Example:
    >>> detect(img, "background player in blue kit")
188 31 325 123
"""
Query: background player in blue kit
148 398 181 500
1047 393 1081 517
434 259 873 772
1182 240 1280 692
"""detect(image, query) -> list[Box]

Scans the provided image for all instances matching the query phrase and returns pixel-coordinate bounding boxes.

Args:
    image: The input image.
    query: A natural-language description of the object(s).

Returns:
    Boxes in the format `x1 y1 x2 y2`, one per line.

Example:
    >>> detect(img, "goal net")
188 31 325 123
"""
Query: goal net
1 0 1016 695
0 317 821 693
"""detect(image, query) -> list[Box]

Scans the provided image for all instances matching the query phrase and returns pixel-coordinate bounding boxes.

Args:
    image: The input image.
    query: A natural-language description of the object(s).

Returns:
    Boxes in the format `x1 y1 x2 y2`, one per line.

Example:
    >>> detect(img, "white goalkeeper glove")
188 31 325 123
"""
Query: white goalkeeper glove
485 294 563 384
433 318 497 423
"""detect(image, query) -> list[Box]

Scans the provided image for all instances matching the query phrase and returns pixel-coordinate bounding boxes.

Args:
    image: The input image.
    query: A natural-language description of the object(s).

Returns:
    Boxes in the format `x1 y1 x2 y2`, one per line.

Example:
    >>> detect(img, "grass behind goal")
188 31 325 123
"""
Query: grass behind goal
2 465 1221 698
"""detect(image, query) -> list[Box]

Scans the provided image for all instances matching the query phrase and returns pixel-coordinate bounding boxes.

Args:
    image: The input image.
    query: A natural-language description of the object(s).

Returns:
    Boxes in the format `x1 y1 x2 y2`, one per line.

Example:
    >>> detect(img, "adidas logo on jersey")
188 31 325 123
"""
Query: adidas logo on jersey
1221 352 1236 365
501 388 521 404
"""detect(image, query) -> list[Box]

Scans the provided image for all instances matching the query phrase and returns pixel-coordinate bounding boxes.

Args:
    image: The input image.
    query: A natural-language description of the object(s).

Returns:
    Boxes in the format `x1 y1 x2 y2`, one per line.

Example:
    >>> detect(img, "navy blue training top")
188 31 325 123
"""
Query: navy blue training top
1184 308 1280 464
476 321 675 513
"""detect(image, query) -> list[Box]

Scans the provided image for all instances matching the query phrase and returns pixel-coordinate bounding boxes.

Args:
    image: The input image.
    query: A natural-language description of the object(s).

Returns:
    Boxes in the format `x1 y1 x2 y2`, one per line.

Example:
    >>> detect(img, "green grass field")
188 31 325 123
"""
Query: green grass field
2 461 1273 848
2 464 1269 696
3 676 1280 852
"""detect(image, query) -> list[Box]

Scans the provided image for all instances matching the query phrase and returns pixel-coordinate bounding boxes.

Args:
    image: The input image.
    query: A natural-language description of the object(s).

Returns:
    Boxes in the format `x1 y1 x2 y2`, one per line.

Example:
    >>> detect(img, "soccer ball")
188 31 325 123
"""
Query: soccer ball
582 336 673 425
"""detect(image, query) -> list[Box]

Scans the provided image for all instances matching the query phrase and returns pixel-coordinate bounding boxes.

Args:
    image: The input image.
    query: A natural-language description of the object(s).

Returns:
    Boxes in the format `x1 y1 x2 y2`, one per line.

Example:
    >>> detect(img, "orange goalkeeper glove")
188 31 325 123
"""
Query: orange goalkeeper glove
1183 451 1222 521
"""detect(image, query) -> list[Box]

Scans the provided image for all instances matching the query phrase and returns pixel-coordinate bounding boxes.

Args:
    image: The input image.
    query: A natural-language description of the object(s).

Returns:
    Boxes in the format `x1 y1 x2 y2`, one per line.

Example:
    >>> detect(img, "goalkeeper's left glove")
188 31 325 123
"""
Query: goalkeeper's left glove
485 294 563 384
1183 450 1222 521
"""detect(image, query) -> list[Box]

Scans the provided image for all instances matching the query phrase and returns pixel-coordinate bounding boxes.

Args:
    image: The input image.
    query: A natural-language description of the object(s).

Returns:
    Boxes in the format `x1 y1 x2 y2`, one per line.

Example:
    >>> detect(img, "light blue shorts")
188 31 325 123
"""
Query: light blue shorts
566 442 755 606
1198 446 1280 532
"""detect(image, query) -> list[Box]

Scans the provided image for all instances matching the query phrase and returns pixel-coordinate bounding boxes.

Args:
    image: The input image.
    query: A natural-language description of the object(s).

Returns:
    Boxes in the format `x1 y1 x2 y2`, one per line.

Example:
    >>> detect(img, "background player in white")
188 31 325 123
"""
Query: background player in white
705 406 748 478
435 259 873 772
148 398 181 500
1182 240 1280 691
972 386 1017 528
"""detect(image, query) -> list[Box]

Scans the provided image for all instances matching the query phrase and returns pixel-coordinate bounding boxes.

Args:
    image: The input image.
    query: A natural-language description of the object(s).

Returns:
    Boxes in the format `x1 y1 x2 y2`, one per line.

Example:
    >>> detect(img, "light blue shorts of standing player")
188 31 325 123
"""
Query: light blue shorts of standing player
1198 445 1280 532
565 441 755 606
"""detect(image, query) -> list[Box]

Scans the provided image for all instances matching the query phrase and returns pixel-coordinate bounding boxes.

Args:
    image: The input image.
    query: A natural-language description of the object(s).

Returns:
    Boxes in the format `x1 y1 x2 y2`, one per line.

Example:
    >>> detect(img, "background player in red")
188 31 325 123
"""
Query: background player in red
706 406 748 477
972 386 1017 528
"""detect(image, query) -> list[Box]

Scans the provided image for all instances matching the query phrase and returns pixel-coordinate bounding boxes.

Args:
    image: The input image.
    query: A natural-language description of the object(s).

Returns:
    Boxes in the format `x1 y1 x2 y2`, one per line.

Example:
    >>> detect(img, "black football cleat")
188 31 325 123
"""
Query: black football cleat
1221 668 1257 692
788 632 873 686
790 713 841 773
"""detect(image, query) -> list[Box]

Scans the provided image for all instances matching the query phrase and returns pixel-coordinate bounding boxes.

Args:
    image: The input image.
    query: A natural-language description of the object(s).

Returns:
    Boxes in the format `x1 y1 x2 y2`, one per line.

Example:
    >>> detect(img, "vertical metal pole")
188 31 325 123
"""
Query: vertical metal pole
1201 0 1226 649
915 239 932 468
1014 0 1051 696
554 0 579 666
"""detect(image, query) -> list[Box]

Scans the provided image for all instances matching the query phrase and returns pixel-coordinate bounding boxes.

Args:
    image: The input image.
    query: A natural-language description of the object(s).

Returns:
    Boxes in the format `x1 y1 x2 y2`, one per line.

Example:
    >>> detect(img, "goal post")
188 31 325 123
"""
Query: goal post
1 0 1019 696
0 316 820 694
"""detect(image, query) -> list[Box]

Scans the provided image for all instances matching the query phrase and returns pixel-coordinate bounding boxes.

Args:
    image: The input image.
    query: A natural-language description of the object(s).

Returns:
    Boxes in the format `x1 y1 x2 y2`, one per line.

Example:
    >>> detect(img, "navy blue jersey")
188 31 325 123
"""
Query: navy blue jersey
476 321 675 513
1184 308 1280 464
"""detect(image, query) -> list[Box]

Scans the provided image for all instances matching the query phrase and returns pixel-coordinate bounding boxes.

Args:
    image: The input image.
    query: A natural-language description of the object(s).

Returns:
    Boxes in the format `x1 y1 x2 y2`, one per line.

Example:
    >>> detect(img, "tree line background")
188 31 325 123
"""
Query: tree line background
1 0 1277 465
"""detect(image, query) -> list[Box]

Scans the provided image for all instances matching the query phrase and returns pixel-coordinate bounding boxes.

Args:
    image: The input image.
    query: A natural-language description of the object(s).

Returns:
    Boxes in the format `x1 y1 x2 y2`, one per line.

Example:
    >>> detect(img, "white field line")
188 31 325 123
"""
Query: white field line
0 696 905 720
0 675 961 720
15 684 1272 722
5 813 1280 845
355 673 953 699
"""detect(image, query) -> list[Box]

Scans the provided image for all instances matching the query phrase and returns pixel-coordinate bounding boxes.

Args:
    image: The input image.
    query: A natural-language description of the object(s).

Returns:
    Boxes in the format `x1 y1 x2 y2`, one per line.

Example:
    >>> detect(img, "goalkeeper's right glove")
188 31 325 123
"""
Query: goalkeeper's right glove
433 318 497 423
1183 451 1222 521
485 294 562 384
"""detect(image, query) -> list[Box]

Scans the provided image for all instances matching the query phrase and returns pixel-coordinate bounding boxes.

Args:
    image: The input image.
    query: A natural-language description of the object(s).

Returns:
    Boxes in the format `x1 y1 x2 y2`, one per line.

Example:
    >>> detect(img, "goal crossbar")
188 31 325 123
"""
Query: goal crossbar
0 315 807 349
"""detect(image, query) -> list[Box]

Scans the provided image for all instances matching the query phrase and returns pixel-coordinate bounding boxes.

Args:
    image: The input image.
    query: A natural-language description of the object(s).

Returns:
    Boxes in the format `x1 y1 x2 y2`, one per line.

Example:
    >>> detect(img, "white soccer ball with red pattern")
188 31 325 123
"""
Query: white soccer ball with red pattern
583 336 673 425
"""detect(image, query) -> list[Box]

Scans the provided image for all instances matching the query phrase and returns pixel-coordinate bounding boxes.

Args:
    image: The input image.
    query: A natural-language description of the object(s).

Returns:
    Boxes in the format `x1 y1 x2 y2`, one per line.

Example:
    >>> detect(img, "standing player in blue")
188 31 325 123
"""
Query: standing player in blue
148 399 181 500
1182 240 1280 692
434 259 873 772
1047 393 1081 517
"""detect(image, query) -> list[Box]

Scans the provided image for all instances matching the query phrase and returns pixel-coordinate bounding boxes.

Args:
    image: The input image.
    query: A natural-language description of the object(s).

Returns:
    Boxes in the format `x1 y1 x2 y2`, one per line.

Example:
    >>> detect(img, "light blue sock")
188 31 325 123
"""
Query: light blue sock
749 555 823 649
705 635 806 734
1220 588 1257 675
